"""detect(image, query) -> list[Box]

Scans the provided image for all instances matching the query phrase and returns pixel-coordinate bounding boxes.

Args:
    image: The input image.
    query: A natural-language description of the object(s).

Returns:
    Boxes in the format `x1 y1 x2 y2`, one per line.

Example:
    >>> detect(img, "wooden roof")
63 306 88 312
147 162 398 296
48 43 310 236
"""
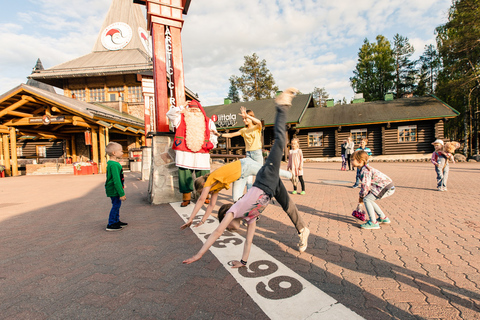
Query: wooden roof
0 84 144 137
296 95 459 129
203 94 313 129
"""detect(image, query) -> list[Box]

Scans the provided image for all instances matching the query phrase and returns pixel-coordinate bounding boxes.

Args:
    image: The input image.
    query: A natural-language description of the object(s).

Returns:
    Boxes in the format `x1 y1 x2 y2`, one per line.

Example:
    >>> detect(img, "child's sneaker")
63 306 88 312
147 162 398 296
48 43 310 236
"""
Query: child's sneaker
378 217 391 224
292 191 297 194
360 221 380 229
298 227 310 252
106 222 123 231
300 191 306 195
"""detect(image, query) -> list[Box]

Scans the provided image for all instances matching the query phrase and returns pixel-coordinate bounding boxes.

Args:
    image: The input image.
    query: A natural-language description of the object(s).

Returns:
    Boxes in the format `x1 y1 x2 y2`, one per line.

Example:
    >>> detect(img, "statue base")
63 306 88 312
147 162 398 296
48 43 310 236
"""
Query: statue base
148 133 182 204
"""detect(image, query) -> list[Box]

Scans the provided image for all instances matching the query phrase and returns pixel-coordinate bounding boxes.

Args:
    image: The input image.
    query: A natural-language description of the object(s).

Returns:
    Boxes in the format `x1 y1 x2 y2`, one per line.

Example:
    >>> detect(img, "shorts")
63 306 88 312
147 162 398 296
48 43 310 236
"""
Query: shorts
228 186 271 224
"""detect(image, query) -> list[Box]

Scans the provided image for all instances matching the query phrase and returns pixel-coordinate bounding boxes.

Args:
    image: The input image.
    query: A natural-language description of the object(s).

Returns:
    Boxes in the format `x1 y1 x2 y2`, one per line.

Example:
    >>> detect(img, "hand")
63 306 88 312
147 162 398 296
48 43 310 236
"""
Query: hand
358 197 363 203
193 221 205 228
183 254 201 264
120 195 126 201
229 260 246 268
180 221 192 230
239 106 247 118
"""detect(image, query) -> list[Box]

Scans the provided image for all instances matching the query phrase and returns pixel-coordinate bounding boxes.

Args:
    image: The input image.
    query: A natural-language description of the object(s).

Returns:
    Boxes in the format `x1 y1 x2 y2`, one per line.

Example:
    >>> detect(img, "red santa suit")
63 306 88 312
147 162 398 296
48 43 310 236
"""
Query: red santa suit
166 100 217 205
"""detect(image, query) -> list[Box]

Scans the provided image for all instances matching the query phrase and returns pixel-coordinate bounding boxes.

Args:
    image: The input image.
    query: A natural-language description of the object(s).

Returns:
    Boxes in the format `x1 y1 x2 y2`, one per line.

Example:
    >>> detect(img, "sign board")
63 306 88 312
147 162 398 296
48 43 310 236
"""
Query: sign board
29 116 65 125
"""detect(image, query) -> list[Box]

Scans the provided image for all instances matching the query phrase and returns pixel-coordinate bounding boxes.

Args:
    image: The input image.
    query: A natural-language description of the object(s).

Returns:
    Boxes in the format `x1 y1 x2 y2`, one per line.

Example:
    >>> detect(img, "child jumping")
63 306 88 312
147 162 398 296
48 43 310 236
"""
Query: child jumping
431 139 454 191
180 157 292 229
105 142 127 231
352 150 395 229
287 138 305 194
183 88 310 267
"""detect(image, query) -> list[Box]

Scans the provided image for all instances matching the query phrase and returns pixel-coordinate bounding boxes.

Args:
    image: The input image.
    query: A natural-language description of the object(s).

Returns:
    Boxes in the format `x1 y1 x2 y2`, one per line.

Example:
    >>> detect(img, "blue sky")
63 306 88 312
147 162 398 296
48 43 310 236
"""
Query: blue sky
0 0 452 106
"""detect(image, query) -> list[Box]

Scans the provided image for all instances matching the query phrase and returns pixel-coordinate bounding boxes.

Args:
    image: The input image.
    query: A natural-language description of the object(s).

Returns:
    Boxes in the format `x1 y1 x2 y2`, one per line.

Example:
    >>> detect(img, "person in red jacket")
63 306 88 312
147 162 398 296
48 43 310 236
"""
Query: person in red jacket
166 100 218 206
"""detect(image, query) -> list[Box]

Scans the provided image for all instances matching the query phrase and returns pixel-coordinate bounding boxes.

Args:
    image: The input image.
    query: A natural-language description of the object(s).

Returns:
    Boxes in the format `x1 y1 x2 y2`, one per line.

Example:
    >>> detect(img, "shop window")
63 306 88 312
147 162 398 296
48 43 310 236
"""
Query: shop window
128 86 143 103
308 132 323 147
398 125 417 142
71 89 86 101
90 88 105 102
350 128 367 145
37 146 47 157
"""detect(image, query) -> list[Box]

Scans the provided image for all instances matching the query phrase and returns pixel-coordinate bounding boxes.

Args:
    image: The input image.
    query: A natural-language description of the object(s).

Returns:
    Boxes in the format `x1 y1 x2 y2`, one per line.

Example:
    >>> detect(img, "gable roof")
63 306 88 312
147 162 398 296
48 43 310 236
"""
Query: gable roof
25 59 56 93
297 95 459 129
0 84 144 130
203 94 313 129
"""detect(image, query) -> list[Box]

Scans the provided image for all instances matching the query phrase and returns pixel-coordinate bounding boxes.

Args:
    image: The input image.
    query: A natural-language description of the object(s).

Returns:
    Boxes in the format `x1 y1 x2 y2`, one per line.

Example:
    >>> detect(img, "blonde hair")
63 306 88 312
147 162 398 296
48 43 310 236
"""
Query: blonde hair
106 142 122 156
352 150 369 167
194 173 210 196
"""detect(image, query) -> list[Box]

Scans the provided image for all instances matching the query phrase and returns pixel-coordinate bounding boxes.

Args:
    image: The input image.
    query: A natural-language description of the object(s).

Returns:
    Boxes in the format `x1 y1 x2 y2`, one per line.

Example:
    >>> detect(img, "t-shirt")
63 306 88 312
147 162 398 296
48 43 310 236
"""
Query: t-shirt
239 125 262 151
105 160 125 197
204 160 242 193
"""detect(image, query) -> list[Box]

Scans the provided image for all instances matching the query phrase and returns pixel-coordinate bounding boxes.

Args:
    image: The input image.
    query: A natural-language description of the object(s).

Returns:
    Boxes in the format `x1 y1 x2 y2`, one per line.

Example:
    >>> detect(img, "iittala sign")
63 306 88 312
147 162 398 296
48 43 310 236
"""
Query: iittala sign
213 113 237 128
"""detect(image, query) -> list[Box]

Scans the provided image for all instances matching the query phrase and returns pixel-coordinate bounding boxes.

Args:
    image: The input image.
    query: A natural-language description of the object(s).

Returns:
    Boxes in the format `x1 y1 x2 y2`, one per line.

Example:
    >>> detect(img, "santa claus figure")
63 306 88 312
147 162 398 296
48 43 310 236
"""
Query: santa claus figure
166 100 218 206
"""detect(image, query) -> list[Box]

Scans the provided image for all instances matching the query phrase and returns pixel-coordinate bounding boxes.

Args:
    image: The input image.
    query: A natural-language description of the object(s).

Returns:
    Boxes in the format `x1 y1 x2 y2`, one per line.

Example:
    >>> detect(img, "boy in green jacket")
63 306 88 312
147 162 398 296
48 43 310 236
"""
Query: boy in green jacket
105 142 127 231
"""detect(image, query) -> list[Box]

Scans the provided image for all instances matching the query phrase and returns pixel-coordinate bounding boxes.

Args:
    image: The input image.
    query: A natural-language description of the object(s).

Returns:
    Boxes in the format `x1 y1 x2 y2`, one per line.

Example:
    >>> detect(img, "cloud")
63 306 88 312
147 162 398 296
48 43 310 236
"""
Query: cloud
0 0 453 106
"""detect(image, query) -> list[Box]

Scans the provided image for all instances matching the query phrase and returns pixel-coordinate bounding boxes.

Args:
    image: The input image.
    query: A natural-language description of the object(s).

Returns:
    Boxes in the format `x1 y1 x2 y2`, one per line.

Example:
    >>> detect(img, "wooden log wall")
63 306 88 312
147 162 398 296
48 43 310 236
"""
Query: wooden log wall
383 121 438 155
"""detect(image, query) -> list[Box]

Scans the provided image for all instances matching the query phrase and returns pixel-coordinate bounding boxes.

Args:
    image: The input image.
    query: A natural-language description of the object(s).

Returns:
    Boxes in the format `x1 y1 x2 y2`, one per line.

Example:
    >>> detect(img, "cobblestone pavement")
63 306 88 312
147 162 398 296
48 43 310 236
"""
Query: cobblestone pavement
0 161 479 319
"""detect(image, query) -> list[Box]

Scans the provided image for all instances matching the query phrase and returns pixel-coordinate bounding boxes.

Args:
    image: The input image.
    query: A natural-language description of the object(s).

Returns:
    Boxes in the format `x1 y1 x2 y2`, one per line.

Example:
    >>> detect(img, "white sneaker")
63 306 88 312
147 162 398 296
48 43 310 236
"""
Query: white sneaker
298 227 310 252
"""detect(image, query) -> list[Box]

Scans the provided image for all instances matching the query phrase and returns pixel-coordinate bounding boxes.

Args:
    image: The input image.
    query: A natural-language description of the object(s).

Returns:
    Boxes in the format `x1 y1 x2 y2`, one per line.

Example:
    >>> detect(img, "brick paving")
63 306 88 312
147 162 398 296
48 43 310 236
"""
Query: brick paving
0 161 479 319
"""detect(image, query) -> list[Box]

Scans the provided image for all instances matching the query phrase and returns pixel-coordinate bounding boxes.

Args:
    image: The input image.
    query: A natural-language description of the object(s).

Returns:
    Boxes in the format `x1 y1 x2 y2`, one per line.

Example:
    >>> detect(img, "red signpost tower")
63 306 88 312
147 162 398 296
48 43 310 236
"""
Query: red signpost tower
135 0 192 203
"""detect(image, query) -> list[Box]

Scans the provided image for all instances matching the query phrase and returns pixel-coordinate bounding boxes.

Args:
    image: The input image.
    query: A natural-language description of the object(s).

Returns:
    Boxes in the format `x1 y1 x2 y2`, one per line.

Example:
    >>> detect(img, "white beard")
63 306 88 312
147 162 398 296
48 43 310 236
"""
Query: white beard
184 109 206 152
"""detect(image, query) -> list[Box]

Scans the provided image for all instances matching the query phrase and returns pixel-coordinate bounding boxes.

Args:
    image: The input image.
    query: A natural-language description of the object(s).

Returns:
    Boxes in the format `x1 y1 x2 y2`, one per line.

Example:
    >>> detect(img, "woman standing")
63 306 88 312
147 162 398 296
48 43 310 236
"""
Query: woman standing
345 136 355 170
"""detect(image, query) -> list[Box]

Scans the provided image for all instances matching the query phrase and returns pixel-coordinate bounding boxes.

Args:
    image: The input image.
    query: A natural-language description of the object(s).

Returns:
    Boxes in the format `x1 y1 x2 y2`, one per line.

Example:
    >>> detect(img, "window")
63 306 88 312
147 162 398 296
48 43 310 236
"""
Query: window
350 128 367 145
127 86 143 103
308 132 323 147
108 86 124 101
398 125 417 142
16 147 23 157
71 89 86 101
37 146 47 157
90 88 105 102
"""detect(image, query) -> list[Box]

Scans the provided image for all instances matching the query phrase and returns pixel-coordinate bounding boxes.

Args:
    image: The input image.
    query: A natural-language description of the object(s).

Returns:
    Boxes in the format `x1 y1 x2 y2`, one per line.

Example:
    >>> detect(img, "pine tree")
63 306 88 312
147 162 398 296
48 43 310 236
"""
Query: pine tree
227 76 240 103
392 34 416 98
350 35 395 101
232 53 278 101
312 87 330 107
417 44 441 95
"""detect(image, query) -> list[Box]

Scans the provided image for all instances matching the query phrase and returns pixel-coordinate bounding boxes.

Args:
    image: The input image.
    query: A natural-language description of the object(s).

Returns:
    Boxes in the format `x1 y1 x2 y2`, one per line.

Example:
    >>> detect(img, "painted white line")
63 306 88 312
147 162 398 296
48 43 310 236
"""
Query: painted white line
172 202 364 320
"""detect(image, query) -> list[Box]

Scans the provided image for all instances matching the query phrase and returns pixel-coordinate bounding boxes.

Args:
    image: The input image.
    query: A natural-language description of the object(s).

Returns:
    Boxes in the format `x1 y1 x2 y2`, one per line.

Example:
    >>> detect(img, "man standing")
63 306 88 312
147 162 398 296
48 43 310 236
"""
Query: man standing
167 100 218 206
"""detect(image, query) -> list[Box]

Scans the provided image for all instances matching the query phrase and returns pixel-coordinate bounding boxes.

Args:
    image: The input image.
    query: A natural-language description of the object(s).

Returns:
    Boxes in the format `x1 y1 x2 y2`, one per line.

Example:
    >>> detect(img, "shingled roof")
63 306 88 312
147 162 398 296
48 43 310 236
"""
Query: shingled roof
296 95 459 129
203 94 313 129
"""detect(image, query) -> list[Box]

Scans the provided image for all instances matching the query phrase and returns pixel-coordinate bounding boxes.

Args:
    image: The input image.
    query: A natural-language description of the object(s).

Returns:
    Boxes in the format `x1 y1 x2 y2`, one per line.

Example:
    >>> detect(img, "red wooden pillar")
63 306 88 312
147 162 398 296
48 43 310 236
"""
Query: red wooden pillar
141 0 190 133
151 23 169 132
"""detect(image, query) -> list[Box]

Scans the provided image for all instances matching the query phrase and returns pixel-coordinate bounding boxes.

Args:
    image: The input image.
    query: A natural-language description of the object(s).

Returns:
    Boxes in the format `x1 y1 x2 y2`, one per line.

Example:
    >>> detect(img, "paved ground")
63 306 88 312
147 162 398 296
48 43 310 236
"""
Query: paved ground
0 161 479 319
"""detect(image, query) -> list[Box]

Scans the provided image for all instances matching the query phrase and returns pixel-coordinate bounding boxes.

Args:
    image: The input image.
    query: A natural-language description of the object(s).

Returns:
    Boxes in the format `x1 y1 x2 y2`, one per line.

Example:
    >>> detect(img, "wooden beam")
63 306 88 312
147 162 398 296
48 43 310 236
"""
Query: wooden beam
72 120 91 128
51 106 61 113
91 127 99 167
71 135 77 162
0 96 33 118
99 126 107 174
2 117 73 126
32 107 44 115
51 124 65 131
9 128 18 176
2 134 11 176
7 110 34 118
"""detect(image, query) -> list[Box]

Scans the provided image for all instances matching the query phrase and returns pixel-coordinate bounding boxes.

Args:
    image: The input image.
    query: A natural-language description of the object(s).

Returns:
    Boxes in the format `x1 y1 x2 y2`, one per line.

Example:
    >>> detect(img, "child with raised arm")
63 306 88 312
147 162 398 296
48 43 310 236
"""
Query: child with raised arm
220 106 263 195
105 142 127 231
183 88 311 267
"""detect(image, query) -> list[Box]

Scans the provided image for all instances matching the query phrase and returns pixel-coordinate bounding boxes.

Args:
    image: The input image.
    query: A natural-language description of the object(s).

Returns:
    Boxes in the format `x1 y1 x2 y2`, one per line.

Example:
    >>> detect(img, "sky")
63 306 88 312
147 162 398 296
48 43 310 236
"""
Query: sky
0 0 453 106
